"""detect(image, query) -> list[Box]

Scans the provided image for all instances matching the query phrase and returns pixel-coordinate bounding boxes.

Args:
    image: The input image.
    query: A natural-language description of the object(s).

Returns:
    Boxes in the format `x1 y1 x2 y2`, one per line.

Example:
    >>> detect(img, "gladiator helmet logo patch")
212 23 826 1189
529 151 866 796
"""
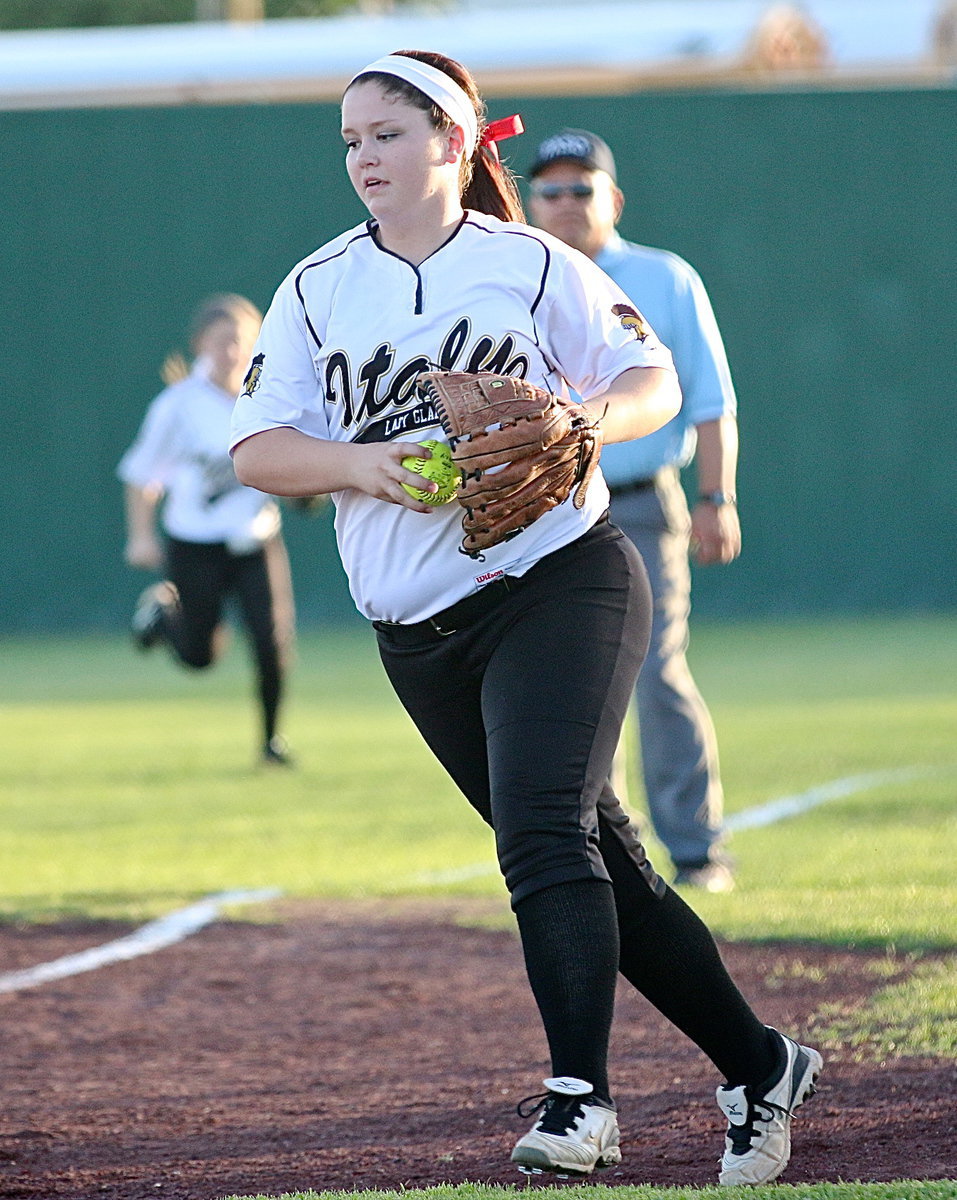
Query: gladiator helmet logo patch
612 304 650 342
242 352 265 397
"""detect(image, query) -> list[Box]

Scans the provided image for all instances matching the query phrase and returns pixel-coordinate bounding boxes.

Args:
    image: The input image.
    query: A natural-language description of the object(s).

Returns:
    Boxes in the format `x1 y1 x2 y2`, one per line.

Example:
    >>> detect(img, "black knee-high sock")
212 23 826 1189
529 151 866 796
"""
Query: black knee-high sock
514 878 619 1104
258 667 282 744
601 828 778 1085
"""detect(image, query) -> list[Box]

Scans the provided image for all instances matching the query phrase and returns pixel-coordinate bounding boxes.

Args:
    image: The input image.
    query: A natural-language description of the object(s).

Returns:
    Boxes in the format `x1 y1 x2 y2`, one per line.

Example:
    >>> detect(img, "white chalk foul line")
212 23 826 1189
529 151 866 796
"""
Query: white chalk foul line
724 765 935 832
408 765 940 886
0 887 282 995
406 862 500 886
0 766 944 990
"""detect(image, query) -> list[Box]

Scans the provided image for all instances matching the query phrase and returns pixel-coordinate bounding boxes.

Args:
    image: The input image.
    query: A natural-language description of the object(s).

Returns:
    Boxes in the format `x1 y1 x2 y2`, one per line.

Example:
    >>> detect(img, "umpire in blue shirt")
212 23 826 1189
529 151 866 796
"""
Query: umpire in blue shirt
528 129 741 893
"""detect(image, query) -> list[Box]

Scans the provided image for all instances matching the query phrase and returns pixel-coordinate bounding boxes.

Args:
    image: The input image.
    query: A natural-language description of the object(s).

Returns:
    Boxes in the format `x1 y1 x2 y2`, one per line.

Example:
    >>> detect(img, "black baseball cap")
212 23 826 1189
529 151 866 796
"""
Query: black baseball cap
528 128 617 182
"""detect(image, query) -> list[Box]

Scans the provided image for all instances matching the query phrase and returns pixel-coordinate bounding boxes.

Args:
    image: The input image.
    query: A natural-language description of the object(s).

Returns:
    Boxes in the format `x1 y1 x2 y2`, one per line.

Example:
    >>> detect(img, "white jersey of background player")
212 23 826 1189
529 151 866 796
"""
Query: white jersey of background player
121 357 279 552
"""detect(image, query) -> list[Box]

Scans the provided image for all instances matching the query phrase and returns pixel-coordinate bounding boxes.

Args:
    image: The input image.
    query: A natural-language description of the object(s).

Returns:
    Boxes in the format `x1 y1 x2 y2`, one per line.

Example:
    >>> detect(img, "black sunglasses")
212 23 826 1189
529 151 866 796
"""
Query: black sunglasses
531 182 595 200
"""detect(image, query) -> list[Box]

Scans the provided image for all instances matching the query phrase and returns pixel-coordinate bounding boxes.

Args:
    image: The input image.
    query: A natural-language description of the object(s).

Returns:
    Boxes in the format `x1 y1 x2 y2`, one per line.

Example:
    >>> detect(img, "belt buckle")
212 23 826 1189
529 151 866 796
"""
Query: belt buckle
428 617 458 637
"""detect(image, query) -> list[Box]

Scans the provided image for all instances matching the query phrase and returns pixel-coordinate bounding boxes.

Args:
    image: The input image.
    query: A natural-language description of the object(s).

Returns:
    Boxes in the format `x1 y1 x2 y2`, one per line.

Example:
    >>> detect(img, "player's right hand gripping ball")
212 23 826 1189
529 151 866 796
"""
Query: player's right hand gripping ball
401 439 459 506
415 370 603 557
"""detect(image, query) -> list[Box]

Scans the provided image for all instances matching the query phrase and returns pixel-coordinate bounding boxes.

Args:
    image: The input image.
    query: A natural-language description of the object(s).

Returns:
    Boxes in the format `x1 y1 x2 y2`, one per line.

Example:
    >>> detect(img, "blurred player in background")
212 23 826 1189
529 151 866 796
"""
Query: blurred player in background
528 129 740 893
118 293 295 768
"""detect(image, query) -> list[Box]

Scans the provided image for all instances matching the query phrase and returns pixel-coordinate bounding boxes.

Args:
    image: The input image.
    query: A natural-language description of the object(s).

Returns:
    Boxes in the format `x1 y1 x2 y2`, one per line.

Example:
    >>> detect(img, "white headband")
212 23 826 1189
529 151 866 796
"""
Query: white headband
347 54 478 156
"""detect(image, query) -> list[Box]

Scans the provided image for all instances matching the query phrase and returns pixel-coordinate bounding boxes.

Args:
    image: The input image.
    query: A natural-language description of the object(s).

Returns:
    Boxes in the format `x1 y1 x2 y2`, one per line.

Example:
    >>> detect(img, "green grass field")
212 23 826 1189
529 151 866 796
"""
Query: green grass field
2 613 955 1200
231 1187 957 1200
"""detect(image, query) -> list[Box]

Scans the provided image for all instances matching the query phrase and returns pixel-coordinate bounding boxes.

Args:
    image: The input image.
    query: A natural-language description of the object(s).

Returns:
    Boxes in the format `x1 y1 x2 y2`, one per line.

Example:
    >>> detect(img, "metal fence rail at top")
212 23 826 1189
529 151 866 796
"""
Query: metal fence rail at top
0 0 955 111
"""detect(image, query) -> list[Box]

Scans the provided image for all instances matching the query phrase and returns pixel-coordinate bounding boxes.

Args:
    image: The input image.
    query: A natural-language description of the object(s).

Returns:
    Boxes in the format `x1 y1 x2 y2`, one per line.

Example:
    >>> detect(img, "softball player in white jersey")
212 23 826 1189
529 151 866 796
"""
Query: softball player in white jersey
230 50 821 1184
119 294 295 768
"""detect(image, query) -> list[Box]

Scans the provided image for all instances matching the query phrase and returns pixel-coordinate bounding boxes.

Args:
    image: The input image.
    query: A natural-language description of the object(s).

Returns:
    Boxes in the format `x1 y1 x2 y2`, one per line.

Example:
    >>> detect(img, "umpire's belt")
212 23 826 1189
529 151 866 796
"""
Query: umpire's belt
607 477 656 498
373 575 521 644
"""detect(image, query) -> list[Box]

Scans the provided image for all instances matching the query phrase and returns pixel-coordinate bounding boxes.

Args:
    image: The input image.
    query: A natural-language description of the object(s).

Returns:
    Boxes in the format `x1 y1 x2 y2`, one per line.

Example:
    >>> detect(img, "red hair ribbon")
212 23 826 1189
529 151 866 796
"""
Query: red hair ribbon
480 114 525 161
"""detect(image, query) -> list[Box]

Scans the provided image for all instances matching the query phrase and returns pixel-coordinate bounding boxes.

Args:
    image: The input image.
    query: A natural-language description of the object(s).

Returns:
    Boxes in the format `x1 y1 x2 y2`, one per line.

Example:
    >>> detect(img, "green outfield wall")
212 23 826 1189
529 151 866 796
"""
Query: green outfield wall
2 85 955 633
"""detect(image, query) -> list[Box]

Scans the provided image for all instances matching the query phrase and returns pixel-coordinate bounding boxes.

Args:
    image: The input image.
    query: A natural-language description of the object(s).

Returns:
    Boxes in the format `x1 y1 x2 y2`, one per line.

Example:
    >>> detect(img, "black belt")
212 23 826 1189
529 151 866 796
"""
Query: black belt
373 574 521 644
608 477 656 499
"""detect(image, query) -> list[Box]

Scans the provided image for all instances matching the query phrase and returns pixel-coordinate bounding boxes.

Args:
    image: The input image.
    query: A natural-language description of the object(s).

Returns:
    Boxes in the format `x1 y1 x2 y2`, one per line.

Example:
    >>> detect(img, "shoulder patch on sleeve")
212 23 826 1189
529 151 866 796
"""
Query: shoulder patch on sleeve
611 304 650 342
242 353 265 397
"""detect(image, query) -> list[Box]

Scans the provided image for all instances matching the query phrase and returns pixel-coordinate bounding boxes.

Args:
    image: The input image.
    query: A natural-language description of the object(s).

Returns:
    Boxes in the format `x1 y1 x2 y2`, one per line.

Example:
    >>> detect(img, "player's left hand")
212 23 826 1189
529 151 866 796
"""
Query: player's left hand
690 501 741 565
416 370 602 556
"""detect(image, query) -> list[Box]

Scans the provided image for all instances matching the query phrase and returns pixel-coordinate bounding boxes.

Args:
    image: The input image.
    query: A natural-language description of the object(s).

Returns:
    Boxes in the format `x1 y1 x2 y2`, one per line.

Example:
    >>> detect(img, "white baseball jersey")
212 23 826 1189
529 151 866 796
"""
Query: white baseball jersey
229 211 675 623
119 362 280 552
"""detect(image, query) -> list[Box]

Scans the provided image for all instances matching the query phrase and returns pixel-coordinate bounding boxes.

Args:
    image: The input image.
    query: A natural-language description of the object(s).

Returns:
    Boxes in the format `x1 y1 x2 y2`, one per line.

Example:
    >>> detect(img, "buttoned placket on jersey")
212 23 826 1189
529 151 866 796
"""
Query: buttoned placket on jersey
368 215 467 315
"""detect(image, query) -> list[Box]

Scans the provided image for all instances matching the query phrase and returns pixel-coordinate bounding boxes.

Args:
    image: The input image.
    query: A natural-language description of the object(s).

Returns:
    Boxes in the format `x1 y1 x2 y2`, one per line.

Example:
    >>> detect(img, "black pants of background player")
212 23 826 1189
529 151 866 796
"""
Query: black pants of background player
375 516 779 1101
161 533 294 750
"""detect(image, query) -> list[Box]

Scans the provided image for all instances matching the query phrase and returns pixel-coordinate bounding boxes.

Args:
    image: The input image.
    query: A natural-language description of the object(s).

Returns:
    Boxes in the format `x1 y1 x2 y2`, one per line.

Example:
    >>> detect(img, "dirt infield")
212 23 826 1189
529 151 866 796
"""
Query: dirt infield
1 899 954 1200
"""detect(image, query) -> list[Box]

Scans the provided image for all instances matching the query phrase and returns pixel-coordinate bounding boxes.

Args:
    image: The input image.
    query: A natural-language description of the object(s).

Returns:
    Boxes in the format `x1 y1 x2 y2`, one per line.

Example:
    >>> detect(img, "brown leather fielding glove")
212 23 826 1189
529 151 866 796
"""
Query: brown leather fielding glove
416 370 603 558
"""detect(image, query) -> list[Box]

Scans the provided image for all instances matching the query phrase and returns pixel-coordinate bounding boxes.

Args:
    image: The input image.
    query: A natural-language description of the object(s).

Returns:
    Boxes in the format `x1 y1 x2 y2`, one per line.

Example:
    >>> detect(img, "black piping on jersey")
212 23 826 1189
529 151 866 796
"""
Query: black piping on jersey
462 217 552 321
294 227 375 350
364 215 468 315
461 217 563 383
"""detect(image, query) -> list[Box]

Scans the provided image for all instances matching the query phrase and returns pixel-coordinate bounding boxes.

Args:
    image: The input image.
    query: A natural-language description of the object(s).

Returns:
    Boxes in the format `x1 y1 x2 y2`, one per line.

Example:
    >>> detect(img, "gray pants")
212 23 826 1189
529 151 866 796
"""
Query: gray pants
609 467 726 869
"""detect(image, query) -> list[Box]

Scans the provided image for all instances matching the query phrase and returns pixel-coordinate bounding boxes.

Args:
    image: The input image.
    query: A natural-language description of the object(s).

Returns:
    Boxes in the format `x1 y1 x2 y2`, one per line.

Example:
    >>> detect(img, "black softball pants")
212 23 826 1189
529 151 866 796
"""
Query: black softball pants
374 517 661 906
375 517 779 1091
163 534 293 745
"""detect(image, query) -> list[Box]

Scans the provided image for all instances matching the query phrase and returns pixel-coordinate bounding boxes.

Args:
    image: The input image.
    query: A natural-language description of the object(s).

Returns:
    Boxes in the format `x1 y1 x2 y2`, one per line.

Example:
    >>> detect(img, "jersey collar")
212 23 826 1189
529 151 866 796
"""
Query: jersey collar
365 212 468 269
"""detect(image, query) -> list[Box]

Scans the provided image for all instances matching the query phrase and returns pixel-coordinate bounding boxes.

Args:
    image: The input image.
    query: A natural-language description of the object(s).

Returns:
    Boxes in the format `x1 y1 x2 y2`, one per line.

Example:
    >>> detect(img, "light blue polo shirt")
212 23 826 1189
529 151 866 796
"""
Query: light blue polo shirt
595 233 737 487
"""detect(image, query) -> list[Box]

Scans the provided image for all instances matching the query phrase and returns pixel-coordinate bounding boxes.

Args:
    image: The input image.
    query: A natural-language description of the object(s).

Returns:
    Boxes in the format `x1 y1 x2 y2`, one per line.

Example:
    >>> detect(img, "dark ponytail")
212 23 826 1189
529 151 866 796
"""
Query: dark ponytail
465 141 525 224
351 49 526 224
